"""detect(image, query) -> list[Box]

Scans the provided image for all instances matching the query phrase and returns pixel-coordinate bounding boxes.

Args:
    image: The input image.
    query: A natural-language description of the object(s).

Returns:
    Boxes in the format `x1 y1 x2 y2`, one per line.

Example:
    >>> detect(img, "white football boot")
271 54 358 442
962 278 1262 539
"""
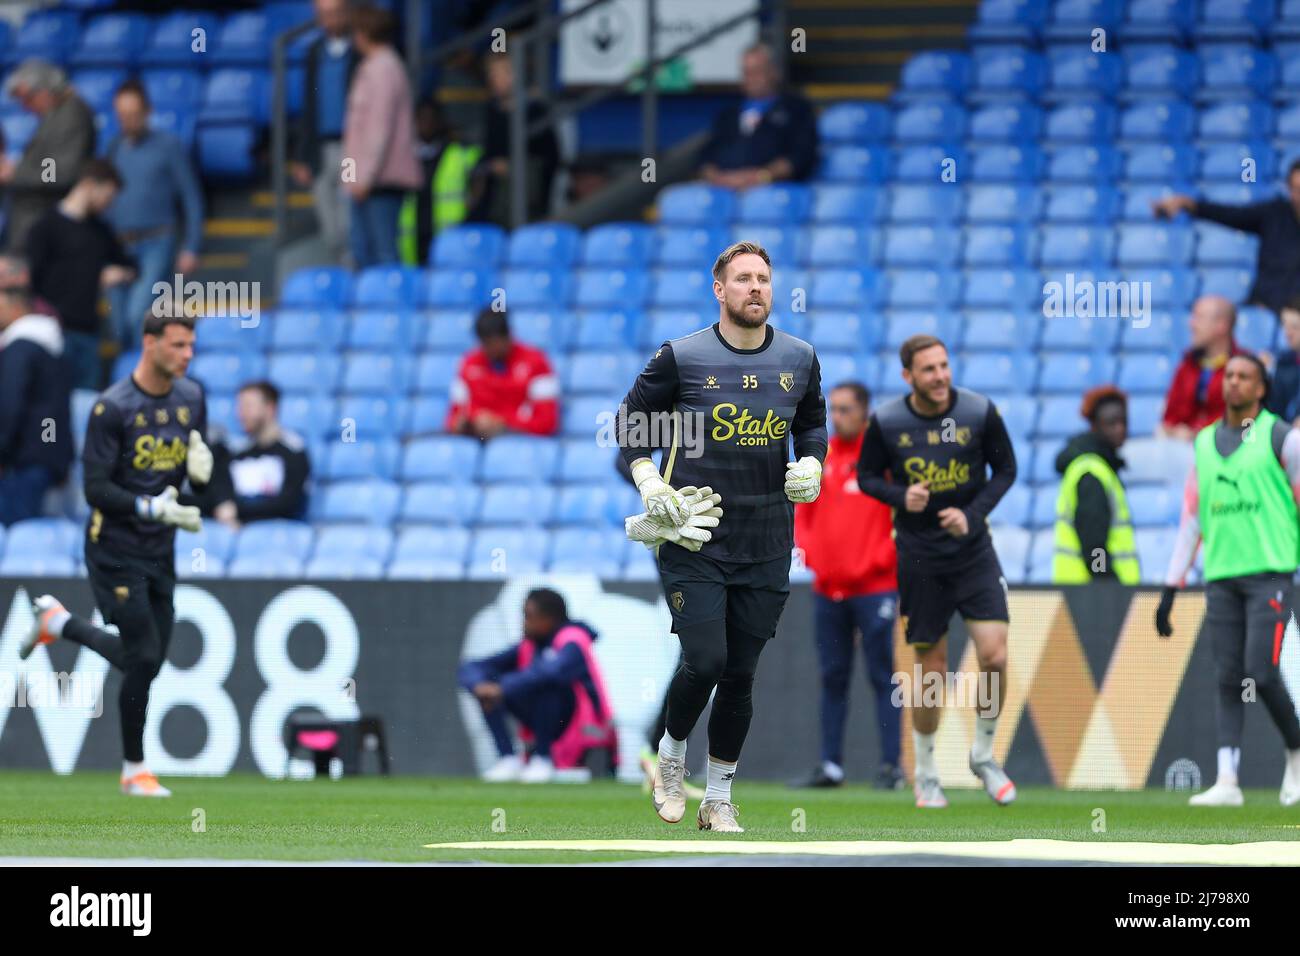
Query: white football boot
697 800 743 833
19 595 65 660
1189 780 1244 806
652 753 687 823
482 754 524 782
914 775 948 809
121 771 171 798
1280 751 1300 807
970 755 1017 805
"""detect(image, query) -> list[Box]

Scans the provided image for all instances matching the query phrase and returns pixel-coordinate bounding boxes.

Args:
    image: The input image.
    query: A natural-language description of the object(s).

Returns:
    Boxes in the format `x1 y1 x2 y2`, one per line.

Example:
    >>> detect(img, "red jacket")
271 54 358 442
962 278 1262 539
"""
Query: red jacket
793 430 898 600
446 340 559 436
1161 342 1245 432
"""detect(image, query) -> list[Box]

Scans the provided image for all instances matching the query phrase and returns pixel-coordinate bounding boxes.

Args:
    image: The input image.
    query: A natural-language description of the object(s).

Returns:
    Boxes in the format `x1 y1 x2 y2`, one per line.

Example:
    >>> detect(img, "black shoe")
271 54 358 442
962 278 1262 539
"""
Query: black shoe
788 765 844 788
874 763 905 791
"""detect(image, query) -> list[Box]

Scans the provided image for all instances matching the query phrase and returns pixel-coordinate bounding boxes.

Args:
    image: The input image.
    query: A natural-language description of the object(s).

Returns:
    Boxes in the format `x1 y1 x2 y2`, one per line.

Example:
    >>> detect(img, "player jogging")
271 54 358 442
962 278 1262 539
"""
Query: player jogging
617 240 827 832
856 334 1018 809
1157 353 1300 807
19 311 211 797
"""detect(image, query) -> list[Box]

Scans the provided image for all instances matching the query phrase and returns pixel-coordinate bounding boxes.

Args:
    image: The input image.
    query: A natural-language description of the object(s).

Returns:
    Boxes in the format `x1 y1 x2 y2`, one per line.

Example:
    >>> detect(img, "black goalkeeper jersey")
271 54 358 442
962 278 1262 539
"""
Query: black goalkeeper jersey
856 387 1016 571
617 322 827 563
83 374 208 559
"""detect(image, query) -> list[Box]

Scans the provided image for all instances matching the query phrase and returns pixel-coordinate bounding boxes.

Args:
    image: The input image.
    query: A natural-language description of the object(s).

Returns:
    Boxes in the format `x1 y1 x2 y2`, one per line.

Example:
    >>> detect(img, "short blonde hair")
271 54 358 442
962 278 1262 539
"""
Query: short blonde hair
712 241 771 282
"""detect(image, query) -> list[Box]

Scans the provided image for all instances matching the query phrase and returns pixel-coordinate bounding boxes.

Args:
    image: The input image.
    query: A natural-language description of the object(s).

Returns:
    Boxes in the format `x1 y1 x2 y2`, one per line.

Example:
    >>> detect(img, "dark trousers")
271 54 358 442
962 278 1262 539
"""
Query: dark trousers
813 591 901 768
458 663 576 759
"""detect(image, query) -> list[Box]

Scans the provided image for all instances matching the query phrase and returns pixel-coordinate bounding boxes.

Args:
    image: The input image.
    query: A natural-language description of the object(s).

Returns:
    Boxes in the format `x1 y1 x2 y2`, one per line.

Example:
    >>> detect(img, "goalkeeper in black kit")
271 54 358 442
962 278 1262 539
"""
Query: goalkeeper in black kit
617 241 827 833
857 334 1018 809
20 312 211 797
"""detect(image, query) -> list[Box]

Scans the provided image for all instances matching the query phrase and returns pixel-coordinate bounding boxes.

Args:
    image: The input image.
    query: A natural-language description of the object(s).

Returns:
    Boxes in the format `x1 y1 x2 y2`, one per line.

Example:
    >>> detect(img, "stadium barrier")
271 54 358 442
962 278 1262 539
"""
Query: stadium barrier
0 578 1296 789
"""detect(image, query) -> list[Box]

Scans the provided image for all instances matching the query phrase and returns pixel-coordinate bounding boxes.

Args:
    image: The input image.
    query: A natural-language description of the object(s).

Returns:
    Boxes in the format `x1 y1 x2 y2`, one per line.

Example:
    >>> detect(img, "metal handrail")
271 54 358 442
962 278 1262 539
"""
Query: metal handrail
271 19 319 244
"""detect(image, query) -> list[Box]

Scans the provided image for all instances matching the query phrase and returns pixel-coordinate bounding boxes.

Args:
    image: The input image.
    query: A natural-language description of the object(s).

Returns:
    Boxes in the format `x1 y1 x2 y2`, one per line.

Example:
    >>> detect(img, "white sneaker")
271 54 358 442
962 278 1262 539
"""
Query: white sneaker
482 755 524 782
697 800 743 833
519 756 554 784
1281 752 1300 807
914 775 948 809
120 771 171 798
970 754 1017 805
652 753 687 823
1189 780 1244 806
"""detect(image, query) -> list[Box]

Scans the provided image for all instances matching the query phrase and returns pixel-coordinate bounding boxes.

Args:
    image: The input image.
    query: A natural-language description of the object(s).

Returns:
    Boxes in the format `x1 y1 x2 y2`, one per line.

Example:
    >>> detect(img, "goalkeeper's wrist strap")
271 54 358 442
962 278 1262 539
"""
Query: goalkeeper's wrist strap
135 496 153 520
630 459 662 492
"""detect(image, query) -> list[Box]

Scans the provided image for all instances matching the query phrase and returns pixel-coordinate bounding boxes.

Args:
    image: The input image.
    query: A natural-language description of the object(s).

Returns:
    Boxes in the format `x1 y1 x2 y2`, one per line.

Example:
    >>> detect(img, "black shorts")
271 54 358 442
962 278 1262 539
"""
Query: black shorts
1205 572 1292 683
657 542 791 639
898 550 1009 646
85 541 176 644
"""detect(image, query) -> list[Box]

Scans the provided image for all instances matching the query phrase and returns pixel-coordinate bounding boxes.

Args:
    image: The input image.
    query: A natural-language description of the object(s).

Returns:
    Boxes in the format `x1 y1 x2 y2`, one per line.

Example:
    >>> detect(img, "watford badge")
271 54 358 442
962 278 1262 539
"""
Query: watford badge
779 372 795 392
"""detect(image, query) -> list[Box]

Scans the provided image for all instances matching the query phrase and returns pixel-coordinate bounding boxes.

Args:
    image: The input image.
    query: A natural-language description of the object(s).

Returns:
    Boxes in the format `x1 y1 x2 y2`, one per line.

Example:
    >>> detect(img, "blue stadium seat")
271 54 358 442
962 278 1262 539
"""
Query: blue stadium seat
1278 0 1300 40
506 308 569 351
281 267 353 307
175 523 236 565
1035 395 1084 439
400 436 482 482
386 532 470 578
420 309 476 352
1029 485 1060 528
195 314 262 353
507 223 582 268
189 352 267 393
1195 0 1274 43
403 396 449 436
1134 529 1178 582
414 353 459 395
573 309 641 350
303 556 384 580
548 528 625 574
968 101 1042 142
336 394 403 439
807 225 878 267
141 69 204 112
729 224 803 268
1195 222 1258 266
277 394 336 440
807 312 873 353
1117 353 1178 393
1128 394 1165 433
312 524 393 563
961 268 1040 308
965 184 1039 223
563 396 621 438
970 47 1047 100
650 269 713 310
885 226 959 267
211 11 270 66
964 226 1033 268
897 50 971 97
885 310 959 350
815 352 865 393
1198 100 1275 140
1043 0 1123 42
399 483 481 525
811 270 883 309
322 439 398 481
1120 183 1192 222
643 310 706 349
574 268 649 310
819 146 891 182
72 69 127 112
994 397 1038 440
1116 223 1195 267
893 101 967 143
1039 314 1120 352
477 485 554 526
270 308 346 352
1121 0 1196 42
735 183 812 223
564 351 632 395
557 440 614 483
233 520 314 563
1237 305 1279 351
889 184 962 223
144 13 220 66
1200 141 1275 180
267 352 340 393
197 122 256 180
227 554 305 578
1037 225 1113 267
392 525 472 563
961 352 1030 392
657 184 735 225
199 69 269 124
1126 485 1182 527
501 268 571 309
1121 311 1188 353
346 310 411 351
479 435 560 483
316 480 401 525
1122 45 1199 99
653 225 729 268
969 1 1046 43
467 527 546 576
422 268 495 309
811 184 886 223
1198 46 1276 99
1047 145 1121 182
1037 353 1115 394
1043 184 1120 223
5 517 80 564
1043 102 1117 143
1124 144 1198 182
890 144 961 182
351 266 421 308
818 101 892 143
990 524 1032 582
580 223 653 266
1047 48 1123 99
1119 100 1196 142
963 311 1033 351
432 224 506 269
7 10 79 65
71 13 151 68
1132 267 1198 310
341 353 412 394
1199 267 1254 300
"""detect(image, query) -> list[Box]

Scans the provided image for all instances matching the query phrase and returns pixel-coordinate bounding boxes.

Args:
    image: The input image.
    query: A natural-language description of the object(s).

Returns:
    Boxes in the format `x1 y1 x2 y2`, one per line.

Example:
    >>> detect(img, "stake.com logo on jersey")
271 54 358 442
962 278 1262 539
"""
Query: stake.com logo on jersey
710 403 788 446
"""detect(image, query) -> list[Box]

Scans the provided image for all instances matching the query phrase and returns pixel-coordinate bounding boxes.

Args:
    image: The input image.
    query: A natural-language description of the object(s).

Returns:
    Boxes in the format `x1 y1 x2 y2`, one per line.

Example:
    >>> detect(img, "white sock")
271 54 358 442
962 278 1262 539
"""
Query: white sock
971 714 997 763
122 760 146 779
913 728 937 779
822 760 844 782
704 757 736 803
1217 746 1240 785
47 609 70 637
658 733 686 762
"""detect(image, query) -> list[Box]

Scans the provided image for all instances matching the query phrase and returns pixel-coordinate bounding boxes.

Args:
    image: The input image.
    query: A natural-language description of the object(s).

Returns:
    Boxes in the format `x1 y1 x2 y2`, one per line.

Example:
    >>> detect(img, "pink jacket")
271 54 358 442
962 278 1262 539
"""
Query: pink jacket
516 625 618 770
342 46 422 192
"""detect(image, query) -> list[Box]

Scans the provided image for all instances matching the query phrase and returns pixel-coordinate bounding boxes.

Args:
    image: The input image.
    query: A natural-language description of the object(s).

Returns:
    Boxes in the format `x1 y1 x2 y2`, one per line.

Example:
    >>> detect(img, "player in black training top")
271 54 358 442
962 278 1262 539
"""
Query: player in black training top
617 241 827 832
20 312 213 798
857 334 1018 810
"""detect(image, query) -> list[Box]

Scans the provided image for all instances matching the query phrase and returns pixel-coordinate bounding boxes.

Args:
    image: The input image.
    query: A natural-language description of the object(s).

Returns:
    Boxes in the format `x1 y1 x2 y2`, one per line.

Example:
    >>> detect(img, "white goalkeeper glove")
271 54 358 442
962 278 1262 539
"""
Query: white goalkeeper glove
784 456 823 504
136 486 202 532
625 486 723 553
630 458 690 527
187 429 213 485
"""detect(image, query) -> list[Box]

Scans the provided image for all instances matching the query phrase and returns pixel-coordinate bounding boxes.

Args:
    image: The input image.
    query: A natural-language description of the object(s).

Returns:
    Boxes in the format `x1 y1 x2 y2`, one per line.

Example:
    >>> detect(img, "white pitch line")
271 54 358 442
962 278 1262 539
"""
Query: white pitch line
423 838 1300 866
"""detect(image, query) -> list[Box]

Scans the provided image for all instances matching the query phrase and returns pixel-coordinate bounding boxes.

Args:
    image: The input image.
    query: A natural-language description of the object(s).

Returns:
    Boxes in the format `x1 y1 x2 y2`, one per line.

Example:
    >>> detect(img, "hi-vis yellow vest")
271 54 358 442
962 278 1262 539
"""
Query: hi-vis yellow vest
1052 452 1140 584
399 142 481 265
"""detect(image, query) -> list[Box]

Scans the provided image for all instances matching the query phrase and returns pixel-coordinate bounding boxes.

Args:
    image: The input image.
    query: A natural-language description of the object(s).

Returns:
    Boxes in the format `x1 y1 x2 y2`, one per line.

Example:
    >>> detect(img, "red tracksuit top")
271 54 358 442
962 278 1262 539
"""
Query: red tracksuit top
445 340 560 436
794 429 899 600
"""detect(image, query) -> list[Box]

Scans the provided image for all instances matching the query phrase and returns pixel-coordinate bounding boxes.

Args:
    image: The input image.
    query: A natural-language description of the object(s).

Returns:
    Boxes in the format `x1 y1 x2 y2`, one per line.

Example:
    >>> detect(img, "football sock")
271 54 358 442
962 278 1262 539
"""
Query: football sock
704 756 736 803
971 714 998 763
122 760 146 779
822 760 844 782
1217 746 1241 785
659 733 686 762
45 607 70 637
913 728 938 779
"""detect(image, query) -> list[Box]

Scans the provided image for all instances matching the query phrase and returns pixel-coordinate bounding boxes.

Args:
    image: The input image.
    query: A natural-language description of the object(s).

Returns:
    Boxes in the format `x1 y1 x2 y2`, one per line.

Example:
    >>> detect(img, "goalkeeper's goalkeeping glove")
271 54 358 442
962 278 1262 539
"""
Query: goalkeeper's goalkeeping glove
631 459 691 527
625 486 723 553
784 456 822 503
136 486 202 533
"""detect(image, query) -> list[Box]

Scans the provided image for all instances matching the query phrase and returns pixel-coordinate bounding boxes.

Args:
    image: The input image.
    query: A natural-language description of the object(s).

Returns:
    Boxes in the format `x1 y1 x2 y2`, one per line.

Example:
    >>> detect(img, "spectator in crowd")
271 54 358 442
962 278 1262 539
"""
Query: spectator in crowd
790 382 902 791
467 51 561 226
458 588 617 784
1160 295 1246 439
697 43 819 187
291 0 356 264
1266 298 1300 426
104 79 205 349
203 381 311 530
1052 386 1139 584
26 159 135 391
342 4 422 268
0 255 72 526
447 308 559 438
398 99 481 266
0 60 95 253
1153 160 1300 313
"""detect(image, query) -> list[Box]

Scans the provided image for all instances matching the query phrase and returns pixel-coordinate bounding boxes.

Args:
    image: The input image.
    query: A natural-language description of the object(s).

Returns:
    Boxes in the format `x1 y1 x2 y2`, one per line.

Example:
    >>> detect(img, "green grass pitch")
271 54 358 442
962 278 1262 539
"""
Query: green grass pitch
0 771 1296 864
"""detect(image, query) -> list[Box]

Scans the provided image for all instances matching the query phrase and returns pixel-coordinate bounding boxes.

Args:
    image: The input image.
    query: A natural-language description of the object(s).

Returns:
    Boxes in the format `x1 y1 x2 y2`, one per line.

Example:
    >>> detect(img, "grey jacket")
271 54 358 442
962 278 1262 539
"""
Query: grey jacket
5 93 95 253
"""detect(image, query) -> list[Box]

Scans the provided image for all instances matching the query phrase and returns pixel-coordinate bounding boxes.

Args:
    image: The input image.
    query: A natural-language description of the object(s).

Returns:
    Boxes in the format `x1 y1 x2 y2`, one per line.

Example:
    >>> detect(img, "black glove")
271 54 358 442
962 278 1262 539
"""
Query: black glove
1155 586 1177 638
